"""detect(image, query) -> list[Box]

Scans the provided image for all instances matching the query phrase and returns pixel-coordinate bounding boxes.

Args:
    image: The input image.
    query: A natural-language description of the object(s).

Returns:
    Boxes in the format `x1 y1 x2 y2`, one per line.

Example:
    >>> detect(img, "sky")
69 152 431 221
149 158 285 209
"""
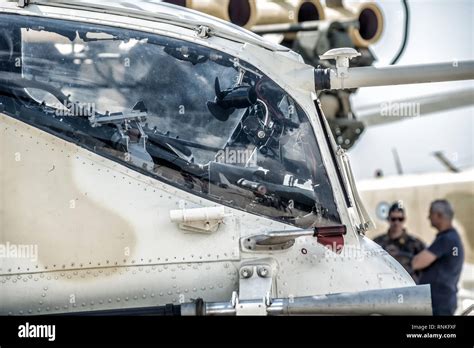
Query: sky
345 0 474 180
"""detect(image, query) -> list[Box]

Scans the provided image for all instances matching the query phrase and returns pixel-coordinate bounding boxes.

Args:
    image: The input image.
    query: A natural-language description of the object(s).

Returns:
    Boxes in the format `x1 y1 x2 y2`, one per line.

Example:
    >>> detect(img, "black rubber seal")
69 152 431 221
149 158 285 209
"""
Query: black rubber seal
314 68 331 90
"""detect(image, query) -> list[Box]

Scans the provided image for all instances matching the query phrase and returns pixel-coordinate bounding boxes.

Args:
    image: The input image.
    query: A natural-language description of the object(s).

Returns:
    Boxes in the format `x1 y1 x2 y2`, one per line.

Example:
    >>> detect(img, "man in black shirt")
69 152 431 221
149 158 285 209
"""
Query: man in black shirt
413 199 465 315
374 202 425 283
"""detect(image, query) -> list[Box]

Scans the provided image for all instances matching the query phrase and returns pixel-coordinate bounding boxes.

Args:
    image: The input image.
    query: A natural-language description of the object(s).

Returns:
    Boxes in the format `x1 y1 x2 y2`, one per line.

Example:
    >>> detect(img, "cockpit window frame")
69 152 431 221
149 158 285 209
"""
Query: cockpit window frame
0 13 342 228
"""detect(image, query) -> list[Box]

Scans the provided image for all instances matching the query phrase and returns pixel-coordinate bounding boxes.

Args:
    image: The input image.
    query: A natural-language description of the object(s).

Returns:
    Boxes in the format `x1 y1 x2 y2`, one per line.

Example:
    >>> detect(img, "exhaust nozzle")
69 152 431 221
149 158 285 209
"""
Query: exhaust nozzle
324 2 384 47
164 0 257 28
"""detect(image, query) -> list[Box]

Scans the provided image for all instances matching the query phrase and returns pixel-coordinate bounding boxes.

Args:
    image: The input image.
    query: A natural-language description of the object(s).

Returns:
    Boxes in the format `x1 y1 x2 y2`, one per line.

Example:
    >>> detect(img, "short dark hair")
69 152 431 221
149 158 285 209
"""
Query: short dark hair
388 201 405 217
430 199 454 220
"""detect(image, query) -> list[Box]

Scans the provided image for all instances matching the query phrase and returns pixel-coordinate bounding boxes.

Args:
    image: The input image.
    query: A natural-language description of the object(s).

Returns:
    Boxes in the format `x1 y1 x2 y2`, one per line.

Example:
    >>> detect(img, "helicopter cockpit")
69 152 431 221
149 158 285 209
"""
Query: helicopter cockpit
0 14 340 228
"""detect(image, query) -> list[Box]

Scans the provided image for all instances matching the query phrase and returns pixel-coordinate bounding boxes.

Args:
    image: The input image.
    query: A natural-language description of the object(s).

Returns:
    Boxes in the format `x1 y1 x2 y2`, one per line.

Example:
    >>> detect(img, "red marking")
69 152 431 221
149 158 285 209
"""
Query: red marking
314 225 347 254
316 235 344 254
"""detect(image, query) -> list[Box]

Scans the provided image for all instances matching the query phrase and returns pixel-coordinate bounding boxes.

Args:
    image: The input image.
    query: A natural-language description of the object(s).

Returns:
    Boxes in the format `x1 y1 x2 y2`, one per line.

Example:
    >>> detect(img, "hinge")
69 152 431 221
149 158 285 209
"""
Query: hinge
17 0 29 8
356 222 370 235
195 25 212 39
236 262 274 315
336 145 346 156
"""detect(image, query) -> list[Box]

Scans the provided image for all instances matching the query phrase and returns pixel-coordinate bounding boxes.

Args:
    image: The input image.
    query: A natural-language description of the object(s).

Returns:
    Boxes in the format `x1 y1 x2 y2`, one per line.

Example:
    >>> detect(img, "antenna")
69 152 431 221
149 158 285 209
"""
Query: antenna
433 151 460 173
392 148 403 175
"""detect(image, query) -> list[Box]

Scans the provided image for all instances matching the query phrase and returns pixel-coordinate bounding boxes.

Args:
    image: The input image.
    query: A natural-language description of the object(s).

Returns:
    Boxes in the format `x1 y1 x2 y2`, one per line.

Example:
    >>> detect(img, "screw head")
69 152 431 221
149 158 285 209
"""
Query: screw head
240 267 253 279
257 266 270 278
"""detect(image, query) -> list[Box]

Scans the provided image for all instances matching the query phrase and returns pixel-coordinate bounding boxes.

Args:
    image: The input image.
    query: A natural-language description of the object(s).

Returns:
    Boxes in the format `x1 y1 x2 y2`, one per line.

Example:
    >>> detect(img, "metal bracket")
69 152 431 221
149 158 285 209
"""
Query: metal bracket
336 145 346 156
169 206 226 234
236 264 273 315
195 25 212 39
320 47 361 78
235 299 267 316
88 110 147 128
89 106 148 152
230 291 270 316
239 264 273 301
356 222 370 235
17 0 29 8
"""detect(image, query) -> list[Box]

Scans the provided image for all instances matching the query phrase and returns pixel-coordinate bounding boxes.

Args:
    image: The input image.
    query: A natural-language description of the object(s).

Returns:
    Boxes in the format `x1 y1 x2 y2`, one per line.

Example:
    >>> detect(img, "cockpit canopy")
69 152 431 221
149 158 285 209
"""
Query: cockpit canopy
0 14 340 228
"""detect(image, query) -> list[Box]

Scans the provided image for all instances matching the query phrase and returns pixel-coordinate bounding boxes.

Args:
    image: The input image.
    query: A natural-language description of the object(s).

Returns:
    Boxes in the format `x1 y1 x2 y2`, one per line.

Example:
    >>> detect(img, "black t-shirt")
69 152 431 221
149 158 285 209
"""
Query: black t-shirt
419 228 464 315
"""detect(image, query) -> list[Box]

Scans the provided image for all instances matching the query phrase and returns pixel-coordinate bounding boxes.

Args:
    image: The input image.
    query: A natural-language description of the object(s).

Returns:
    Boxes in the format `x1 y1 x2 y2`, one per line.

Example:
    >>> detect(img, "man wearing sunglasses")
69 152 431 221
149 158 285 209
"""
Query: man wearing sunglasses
374 201 426 283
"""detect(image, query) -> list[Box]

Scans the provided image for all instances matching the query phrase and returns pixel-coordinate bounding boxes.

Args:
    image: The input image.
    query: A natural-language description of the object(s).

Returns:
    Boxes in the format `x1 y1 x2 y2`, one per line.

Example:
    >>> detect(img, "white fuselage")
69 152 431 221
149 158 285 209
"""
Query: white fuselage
0 0 417 315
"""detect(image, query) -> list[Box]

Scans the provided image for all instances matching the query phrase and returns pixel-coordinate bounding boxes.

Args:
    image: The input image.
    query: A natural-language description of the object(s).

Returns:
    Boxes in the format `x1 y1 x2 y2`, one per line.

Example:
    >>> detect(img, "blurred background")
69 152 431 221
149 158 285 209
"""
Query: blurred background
348 0 473 180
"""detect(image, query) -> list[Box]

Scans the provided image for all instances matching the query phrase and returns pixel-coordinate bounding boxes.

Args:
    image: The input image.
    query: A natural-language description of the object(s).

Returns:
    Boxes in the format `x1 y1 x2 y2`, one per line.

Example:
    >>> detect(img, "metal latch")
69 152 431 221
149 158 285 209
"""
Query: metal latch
242 225 347 253
241 229 314 252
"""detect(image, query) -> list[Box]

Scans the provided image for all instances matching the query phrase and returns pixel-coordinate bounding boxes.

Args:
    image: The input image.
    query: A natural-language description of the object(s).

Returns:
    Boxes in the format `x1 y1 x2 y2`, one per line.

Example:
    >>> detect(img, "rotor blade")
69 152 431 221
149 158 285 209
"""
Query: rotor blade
315 60 474 90
355 86 474 127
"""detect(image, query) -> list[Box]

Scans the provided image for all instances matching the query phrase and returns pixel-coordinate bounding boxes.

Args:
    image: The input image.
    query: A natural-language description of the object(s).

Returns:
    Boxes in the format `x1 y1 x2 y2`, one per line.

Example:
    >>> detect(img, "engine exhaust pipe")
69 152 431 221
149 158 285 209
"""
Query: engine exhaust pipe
324 2 384 47
293 0 326 22
163 0 258 28
350 2 384 48
226 0 327 27
166 0 326 31
254 0 299 26
230 0 327 28
227 0 258 28
254 0 326 24
189 0 234 23
275 0 326 40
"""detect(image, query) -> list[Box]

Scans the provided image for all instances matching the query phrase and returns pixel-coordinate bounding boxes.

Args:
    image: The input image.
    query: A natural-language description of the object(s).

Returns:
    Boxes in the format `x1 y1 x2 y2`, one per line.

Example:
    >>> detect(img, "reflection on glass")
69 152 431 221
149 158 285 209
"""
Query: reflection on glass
0 15 340 228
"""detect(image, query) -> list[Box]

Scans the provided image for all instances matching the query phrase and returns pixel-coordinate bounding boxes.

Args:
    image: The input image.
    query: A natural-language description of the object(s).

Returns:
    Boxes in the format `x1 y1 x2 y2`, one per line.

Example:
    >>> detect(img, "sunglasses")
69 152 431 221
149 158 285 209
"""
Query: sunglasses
390 217 405 222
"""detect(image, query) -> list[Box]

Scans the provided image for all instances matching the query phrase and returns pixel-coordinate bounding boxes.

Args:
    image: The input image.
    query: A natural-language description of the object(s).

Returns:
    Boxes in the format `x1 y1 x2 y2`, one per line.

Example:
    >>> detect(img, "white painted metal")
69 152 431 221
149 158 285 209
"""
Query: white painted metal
0 0 431 315
356 87 474 127
328 61 474 90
